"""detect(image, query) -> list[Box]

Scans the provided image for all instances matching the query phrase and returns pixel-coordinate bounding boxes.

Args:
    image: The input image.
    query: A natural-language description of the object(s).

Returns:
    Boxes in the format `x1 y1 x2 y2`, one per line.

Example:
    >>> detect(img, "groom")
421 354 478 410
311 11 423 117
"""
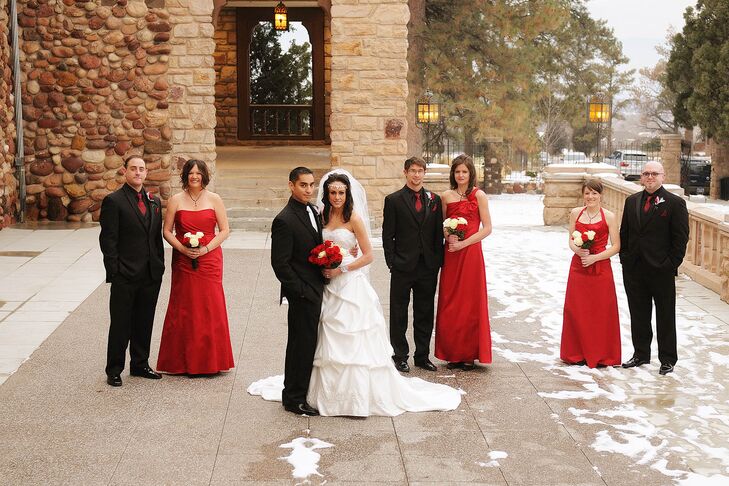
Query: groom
383 157 444 373
271 167 323 416
619 161 689 375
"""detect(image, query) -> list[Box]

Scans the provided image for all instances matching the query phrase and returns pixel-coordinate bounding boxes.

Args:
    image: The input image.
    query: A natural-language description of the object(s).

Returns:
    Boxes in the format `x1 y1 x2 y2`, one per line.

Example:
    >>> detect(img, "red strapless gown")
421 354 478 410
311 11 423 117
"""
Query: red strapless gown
157 209 234 374
561 207 621 368
435 189 492 364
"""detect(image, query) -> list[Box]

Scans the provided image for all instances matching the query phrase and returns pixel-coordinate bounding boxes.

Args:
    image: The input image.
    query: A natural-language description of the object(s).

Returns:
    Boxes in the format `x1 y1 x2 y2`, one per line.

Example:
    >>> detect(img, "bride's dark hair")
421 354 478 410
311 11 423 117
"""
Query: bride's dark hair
321 173 353 225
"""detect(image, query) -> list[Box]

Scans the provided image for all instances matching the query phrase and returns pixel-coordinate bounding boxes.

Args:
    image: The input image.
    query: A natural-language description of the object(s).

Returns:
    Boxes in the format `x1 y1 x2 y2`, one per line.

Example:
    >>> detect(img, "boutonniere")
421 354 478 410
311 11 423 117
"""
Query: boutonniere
425 191 437 211
654 197 665 206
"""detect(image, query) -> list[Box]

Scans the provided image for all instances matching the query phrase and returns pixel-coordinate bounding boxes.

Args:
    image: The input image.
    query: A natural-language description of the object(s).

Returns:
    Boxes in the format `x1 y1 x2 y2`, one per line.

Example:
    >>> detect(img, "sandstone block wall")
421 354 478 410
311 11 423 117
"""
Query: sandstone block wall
166 0 217 190
18 0 173 221
0 0 18 228
329 0 410 219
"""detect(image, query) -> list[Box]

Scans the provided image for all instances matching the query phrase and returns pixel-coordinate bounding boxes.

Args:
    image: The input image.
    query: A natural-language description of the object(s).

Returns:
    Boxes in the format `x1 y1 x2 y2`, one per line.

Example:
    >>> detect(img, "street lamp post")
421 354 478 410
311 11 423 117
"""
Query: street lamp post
587 94 611 161
416 90 441 164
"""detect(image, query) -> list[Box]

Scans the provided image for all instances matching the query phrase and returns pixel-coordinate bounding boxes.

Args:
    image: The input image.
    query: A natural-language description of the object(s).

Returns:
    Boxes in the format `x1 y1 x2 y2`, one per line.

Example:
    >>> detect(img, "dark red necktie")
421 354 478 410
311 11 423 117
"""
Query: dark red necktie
643 194 654 213
414 192 422 212
137 192 147 216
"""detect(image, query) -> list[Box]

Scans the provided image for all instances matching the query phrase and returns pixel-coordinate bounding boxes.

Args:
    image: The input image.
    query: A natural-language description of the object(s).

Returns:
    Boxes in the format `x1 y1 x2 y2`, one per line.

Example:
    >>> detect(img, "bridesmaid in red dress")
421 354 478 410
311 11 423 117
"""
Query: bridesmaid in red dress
435 155 493 370
561 178 621 368
157 159 235 375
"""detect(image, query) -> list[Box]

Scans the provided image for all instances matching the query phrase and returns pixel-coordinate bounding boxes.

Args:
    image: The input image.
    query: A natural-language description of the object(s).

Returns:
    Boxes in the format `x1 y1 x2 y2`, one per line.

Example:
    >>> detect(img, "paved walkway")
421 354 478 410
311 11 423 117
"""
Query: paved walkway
1 195 728 485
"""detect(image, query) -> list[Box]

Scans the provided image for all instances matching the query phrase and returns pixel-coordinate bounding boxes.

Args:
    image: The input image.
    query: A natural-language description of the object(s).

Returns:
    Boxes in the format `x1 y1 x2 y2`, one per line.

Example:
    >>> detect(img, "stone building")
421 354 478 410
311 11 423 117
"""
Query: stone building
0 0 417 228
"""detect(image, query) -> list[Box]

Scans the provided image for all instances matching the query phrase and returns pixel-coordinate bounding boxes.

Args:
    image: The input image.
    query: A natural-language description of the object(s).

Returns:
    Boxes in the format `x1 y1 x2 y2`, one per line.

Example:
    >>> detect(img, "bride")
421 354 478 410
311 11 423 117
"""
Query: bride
250 169 461 416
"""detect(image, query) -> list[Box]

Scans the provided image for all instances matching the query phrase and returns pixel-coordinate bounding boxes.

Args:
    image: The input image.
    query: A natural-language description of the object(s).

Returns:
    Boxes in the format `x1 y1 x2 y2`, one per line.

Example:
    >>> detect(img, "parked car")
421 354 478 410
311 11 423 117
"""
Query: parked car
680 155 711 195
604 150 653 180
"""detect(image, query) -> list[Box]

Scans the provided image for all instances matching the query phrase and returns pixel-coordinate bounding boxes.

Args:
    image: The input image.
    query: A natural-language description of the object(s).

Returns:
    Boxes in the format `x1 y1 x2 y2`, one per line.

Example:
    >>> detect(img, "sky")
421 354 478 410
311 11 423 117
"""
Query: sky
586 0 696 73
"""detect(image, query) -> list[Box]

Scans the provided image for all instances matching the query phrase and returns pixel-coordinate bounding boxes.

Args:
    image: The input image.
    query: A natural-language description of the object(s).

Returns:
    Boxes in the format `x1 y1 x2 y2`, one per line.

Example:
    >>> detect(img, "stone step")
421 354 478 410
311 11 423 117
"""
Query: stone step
228 216 274 231
227 207 282 218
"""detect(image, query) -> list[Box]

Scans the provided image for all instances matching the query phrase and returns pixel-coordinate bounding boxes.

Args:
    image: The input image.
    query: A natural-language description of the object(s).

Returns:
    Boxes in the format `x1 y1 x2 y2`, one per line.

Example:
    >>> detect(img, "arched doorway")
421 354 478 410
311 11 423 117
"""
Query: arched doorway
237 8 325 140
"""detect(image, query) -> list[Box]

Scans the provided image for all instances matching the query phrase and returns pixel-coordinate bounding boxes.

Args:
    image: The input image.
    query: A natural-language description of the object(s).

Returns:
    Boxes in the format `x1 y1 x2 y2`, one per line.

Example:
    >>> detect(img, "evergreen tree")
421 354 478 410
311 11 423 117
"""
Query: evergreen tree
249 22 312 105
667 0 729 140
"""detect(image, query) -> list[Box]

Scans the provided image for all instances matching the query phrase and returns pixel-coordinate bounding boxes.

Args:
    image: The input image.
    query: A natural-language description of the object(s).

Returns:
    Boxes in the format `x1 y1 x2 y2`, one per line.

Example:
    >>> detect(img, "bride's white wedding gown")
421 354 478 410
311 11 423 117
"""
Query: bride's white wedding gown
249 228 462 417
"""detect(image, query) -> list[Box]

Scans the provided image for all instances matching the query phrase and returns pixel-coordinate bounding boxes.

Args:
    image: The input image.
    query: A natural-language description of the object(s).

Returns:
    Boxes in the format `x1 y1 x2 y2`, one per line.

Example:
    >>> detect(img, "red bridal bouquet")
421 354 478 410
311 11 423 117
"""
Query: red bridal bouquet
309 240 344 283
443 217 468 241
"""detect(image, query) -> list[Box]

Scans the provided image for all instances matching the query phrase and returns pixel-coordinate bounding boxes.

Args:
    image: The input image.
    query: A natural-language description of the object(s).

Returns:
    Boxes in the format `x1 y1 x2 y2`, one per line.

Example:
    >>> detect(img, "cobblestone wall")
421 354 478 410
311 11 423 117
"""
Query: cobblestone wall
18 0 173 221
0 0 18 227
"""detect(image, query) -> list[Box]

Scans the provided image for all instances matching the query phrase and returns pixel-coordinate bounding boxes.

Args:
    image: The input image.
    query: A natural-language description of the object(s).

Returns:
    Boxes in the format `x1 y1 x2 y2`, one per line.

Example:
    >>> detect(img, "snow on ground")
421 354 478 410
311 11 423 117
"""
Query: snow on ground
484 194 729 484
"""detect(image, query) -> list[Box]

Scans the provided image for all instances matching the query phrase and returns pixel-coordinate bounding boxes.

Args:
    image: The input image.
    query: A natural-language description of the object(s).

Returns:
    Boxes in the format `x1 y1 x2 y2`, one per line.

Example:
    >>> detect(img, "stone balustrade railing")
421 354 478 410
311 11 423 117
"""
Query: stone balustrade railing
543 164 729 303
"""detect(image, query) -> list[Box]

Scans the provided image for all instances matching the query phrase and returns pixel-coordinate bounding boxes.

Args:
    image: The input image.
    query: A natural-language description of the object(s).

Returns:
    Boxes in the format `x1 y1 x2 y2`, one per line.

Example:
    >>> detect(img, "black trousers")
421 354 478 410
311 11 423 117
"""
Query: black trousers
623 261 678 365
389 261 439 361
282 295 322 407
106 274 162 376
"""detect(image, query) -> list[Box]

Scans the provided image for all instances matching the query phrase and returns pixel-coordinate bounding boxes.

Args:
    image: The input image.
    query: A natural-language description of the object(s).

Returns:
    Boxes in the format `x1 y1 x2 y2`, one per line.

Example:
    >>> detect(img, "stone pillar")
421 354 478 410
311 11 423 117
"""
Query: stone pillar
329 0 410 223
660 133 682 185
167 0 217 191
542 163 621 225
708 138 729 200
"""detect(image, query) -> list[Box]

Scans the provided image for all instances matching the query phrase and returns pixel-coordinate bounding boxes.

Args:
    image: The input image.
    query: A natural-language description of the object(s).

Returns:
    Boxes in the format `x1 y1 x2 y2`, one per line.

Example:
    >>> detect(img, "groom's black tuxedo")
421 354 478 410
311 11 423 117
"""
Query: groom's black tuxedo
99 184 164 377
271 197 324 407
383 185 444 362
619 185 689 366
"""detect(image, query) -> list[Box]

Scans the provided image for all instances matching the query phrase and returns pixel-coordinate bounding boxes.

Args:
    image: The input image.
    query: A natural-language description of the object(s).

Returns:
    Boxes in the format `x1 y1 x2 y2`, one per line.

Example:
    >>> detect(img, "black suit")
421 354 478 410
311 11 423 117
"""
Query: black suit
99 184 165 376
619 185 689 366
271 197 324 407
382 185 444 361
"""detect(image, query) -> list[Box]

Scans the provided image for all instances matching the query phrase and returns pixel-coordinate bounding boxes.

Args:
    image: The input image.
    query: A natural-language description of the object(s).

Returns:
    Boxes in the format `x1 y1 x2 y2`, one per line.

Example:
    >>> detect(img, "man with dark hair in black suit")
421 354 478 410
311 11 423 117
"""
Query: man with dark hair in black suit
99 156 165 387
383 157 444 373
271 167 324 416
619 161 689 376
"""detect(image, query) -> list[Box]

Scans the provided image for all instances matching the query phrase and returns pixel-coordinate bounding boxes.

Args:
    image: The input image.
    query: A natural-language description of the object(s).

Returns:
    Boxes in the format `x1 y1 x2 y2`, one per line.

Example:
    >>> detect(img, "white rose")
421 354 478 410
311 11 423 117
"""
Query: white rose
448 219 459 229
443 219 451 228
573 236 584 247
457 217 467 225
318 251 327 258
184 231 204 247
571 230 582 239
585 230 596 240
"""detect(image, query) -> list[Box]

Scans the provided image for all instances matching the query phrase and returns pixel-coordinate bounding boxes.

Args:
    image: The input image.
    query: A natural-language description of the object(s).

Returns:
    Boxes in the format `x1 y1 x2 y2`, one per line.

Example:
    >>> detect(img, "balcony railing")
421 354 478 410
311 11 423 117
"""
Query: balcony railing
250 104 312 138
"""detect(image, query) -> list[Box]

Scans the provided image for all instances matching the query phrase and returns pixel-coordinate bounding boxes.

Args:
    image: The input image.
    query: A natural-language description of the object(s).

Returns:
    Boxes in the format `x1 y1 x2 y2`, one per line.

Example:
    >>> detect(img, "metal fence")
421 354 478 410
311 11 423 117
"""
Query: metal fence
599 140 661 181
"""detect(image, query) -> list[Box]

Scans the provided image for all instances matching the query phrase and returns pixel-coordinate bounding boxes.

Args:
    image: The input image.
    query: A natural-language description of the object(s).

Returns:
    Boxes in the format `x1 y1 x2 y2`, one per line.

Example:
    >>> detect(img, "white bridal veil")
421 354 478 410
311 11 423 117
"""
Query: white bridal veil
317 168 372 238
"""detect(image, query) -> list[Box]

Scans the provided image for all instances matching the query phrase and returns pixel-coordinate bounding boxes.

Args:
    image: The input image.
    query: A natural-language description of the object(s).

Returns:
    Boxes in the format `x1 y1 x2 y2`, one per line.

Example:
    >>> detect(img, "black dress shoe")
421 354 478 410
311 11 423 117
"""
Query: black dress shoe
659 363 674 375
393 358 410 373
446 362 464 370
284 403 320 416
414 359 437 371
107 375 122 387
130 367 162 379
622 357 650 368
461 362 476 371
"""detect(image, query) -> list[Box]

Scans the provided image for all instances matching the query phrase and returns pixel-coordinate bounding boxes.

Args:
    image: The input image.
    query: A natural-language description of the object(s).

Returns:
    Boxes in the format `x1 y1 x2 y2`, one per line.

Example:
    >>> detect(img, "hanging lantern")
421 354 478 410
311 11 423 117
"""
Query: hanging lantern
587 94 611 124
416 90 440 125
274 2 288 31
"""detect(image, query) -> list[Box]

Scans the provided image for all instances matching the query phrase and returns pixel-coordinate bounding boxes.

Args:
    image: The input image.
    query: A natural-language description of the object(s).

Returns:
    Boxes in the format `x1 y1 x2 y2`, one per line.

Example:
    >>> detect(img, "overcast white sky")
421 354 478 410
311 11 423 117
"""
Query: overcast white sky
586 0 696 73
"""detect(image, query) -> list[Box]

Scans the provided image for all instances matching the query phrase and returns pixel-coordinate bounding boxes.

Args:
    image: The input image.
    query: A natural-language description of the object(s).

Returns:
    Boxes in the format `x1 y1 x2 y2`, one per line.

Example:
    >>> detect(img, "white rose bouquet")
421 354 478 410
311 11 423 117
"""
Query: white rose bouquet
571 230 596 250
443 217 468 241
183 231 204 269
